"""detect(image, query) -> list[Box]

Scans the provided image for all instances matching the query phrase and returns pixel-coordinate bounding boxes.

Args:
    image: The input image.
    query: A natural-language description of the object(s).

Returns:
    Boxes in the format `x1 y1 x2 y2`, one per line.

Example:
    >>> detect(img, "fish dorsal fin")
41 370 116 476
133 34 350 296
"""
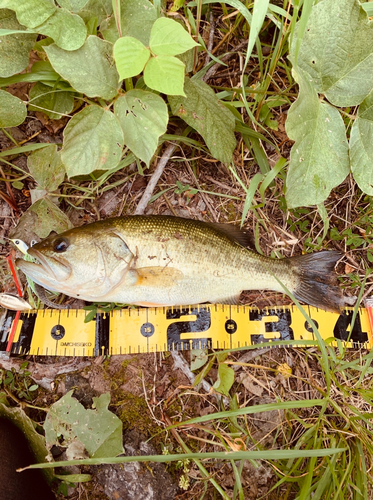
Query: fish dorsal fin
137 266 183 287
206 223 255 249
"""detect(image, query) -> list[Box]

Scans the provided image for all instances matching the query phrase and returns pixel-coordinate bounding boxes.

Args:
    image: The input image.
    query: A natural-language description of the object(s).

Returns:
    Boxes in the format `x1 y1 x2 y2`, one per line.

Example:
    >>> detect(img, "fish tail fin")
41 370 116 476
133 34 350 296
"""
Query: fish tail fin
287 251 345 312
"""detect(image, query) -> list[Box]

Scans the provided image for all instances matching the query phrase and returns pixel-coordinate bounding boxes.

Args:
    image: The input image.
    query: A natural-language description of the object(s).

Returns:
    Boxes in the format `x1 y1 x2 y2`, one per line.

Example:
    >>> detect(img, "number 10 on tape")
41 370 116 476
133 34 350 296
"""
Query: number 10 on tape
0 304 372 357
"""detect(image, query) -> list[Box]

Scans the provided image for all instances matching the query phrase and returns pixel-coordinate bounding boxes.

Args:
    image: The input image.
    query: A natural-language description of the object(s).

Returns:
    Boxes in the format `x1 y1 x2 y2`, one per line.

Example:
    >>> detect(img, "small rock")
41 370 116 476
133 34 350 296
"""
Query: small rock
96 429 178 500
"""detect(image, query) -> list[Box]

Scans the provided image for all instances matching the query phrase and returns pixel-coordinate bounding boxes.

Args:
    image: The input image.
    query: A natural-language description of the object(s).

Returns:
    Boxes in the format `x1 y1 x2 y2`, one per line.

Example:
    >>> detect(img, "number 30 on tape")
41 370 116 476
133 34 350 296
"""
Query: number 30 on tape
0 304 372 357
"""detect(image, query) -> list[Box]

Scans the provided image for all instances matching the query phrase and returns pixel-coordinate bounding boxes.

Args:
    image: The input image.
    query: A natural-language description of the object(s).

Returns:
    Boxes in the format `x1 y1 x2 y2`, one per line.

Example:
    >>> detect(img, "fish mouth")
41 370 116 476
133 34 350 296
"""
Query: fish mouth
17 249 72 283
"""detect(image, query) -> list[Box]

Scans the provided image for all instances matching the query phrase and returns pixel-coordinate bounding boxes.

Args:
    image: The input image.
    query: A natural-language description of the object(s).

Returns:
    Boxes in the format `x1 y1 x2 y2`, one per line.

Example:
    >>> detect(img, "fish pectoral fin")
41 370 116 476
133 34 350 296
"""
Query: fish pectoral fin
136 266 183 287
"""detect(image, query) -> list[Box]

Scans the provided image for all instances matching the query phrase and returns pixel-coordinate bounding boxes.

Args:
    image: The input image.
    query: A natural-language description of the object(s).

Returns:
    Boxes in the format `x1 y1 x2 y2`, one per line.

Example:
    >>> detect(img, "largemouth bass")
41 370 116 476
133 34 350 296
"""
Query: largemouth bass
16 215 345 311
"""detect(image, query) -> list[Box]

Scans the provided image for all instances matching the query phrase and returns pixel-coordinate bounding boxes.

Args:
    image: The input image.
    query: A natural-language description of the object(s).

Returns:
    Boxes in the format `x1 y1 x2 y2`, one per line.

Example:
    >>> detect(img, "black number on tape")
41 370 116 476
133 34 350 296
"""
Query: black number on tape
333 311 368 344
51 325 65 340
225 319 237 334
305 320 319 332
249 309 294 344
166 307 212 350
141 322 155 338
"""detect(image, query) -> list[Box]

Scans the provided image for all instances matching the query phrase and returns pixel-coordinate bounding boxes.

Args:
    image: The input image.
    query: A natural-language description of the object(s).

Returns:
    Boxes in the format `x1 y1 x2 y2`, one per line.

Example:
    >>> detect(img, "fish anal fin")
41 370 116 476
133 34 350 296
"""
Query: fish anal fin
137 266 183 287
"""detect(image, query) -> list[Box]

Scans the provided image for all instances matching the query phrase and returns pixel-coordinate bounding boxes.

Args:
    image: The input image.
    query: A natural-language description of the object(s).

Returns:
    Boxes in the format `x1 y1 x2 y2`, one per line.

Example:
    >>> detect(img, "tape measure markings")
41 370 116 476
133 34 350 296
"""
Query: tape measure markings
0 304 371 357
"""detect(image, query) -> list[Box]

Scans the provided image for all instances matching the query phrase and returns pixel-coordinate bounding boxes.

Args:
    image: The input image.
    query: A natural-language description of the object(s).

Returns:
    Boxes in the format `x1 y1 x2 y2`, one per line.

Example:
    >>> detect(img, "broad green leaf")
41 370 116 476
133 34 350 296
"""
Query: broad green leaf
285 69 349 208
144 56 185 96
213 363 234 397
101 0 157 45
294 0 373 107
113 37 150 80
76 0 112 24
61 105 124 177
29 199 73 237
190 349 208 371
350 89 373 195
114 90 168 165
0 89 26 126
45 36 119 100
149 17 199 56
168 77 236 163
0 9 36 77
0 0 56 28
29 82 74 120
35 8 87 51
12 198 73 239
44 391 124 458
57 0 89 11
27 145 65 192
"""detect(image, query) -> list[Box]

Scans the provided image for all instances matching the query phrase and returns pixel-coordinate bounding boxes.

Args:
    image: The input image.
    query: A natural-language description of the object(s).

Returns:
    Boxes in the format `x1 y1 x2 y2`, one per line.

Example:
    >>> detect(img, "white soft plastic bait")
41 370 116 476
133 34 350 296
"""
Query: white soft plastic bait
0 293 32 311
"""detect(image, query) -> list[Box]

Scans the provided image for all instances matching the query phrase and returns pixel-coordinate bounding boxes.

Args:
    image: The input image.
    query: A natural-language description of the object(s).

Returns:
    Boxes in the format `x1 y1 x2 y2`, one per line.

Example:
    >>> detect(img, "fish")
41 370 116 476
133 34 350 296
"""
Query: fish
15 215 346 312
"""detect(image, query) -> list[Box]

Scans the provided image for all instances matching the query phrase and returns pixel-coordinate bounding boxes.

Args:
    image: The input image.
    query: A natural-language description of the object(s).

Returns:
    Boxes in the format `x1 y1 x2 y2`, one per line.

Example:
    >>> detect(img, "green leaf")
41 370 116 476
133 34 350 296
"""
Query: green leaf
113 37 150 80
76 0 112 24
27 145 65 192
44 391 124 458
144 55 185 96
0 89 26 126
114 90 168 165
0 28 33 35
190 349 208 371
0 9 36 77
149 17 198 56
213 363 234 397
243 0 269 71
29 82 74 120
45 36 119 100
35 8 87 51
61 105 124 177
285 69 349 208
101 0 156 46
168 77 236 163
0 142 52 158
56 0 89 11
0 59 61 87
12 198 73 239
294 0 373 107
350 89 373 195
0 0 56 28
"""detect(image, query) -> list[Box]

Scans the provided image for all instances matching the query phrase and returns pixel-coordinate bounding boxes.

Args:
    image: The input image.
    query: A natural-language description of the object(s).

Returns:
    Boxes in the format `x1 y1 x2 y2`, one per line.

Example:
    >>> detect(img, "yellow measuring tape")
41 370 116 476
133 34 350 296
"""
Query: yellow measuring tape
1 304 372 357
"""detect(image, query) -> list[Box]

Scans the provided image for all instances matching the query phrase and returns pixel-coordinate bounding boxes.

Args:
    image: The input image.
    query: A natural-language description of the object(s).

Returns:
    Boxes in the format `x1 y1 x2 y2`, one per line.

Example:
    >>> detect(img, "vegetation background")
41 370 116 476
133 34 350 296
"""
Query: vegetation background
1 0 373 498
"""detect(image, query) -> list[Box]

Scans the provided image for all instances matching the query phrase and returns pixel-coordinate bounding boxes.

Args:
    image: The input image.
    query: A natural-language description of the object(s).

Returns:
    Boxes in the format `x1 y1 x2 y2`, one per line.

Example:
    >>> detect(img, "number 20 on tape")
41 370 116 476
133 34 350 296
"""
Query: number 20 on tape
0 304 372 357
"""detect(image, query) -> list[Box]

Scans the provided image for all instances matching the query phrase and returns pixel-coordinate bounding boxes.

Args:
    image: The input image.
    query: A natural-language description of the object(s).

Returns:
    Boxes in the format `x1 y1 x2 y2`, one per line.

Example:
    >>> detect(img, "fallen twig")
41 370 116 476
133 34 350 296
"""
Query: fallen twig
134 141 180 215
171 351 229 406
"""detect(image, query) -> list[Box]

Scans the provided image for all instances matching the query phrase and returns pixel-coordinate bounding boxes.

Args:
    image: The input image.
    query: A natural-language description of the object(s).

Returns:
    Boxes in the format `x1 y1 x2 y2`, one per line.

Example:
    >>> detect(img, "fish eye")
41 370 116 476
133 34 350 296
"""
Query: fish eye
53 238 69 253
